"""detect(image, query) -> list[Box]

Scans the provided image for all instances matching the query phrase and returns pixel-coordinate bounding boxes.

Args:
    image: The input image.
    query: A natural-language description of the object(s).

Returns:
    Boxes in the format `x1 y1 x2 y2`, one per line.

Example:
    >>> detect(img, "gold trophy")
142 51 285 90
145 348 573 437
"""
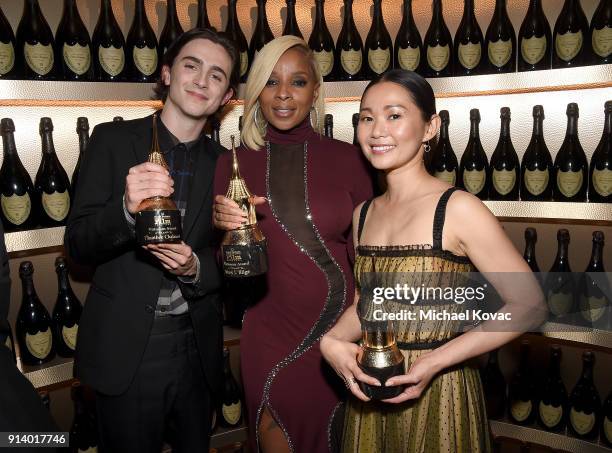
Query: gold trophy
221 136 268 277
135 114 182 245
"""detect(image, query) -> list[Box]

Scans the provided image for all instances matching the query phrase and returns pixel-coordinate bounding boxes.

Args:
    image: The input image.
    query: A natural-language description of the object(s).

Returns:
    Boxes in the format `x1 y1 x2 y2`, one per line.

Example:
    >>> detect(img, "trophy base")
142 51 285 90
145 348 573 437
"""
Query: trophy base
136 209 182 245
358 360 405 400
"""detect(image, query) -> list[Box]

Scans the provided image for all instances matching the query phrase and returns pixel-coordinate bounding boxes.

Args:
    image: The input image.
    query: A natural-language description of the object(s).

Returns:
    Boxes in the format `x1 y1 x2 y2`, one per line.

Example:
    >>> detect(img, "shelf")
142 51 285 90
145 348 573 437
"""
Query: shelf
5 226 65 255
483 201 612 226
489 419 611 453
535 322 612 351
210 425 248 450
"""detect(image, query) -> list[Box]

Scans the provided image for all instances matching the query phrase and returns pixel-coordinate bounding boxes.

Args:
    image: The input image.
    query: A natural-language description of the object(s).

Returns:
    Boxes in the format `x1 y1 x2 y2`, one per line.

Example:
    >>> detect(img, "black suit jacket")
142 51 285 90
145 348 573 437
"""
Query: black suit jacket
65 115 225 396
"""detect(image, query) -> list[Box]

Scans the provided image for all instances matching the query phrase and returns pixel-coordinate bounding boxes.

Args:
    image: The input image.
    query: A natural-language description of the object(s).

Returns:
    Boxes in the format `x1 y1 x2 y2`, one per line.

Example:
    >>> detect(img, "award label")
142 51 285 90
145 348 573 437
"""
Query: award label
521 35 547 65
539 401 563 428
42 191 70 222
314 50 334 76
133 46 158 76
492 168 516 195
524 168 549 196
434 169 456 186
239 51 248 77
427 44 449 71
222 402 242 425
1 193 31 226
557 170 583 198
99 45 125 76
136 209 182 245
462 169 486 194
488 39 512 67
0 41 15 75
24 42 54 75
398 46 420 71
592 168 612 197
511 400 532 422
548 290 573 316
592 26 612 58
570 408 595 435
368 48 390 74
63 43 91 75
341 49 362 75
222 242 268 277
458 41 481 70
26 329 52 359
62 324 78 350
556 31 583 62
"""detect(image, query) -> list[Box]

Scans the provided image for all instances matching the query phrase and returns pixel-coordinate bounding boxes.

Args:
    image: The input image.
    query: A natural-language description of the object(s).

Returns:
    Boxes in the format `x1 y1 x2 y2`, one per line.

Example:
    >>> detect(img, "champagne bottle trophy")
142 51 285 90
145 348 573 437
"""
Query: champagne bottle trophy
221 136 268 277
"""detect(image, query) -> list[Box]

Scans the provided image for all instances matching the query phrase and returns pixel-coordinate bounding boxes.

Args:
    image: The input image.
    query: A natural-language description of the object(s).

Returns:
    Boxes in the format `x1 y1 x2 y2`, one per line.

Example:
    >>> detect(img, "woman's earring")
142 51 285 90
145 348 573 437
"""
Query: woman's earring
424 141 431 153
310 106 319 129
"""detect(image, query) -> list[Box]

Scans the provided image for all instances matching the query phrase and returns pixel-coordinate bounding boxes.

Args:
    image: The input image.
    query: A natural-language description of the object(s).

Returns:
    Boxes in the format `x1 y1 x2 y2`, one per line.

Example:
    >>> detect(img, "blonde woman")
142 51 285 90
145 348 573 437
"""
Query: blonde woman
213 36 372 452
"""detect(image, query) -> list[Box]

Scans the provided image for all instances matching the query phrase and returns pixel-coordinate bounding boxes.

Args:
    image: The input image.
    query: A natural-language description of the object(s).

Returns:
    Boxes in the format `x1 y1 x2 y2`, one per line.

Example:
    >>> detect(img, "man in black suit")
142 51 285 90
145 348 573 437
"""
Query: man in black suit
65 28 238 453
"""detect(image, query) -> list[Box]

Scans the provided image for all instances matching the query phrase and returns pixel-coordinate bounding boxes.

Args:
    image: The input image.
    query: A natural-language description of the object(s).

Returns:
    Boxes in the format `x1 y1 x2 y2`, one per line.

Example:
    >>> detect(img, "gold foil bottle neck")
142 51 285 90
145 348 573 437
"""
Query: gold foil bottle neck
363 328 397 350
148 114 169 170
226 135 256 226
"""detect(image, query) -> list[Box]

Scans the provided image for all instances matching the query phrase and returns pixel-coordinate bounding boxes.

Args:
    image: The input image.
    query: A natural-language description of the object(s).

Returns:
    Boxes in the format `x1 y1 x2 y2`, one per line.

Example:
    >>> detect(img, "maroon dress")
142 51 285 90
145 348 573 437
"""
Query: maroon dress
213 119 372 452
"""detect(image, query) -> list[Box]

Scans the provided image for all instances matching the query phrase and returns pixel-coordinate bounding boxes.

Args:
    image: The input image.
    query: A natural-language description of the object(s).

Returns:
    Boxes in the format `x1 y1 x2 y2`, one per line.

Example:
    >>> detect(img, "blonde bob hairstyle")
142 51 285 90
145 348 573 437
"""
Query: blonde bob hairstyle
241 35 325 151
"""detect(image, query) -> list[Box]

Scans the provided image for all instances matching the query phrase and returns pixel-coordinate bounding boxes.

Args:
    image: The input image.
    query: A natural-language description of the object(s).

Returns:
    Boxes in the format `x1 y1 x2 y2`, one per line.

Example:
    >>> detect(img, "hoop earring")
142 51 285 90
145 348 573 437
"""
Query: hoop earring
310 106 319 130
424 141 431 153
254 103 267 130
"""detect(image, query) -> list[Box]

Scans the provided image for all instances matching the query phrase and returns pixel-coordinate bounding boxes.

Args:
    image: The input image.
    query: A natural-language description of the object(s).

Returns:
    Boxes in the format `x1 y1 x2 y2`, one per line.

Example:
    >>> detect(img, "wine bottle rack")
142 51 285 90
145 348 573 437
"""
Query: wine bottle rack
532 323 612 352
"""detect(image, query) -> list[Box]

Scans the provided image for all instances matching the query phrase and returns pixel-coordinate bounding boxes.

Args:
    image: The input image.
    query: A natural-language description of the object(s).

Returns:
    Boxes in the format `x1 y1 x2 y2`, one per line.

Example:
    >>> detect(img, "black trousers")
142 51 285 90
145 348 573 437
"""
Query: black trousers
95 314 212 453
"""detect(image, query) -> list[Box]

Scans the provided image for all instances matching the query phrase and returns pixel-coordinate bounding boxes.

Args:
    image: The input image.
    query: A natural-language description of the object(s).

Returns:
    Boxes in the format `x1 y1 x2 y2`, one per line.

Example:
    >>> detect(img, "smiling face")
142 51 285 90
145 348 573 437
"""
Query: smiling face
161 38 234 121
358 81 437 173
258 47 320 130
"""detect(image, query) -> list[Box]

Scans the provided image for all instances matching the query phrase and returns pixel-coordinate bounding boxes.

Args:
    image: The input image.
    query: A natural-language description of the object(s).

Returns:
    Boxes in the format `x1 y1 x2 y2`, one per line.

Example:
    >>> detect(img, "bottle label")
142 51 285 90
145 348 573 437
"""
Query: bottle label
368 48 390 74
604 416 612 445
63 43 91 75
314 50 334 77
25 329 52 359
426 44 450 71
24 42 54 76
1 193 31 226
488 39 512 67
0 41 15 75
592 26 612 58
458 42 481 70
133 46 158 76
579 295 607 322
547 290 573 316
539 401 563 428
462 169 485 194
492 169 516 195
222 401 241 425
524 168 549 196
99 45 125 76
510 400 532 422
521 35 547 65
62 324 78 350
556 31 583 62
570 408 595 435
77 448 97 453
593 168 612 197
5 335 12 351
239 51 248 77
136 209 182 245
397 46 420 71
434 169 456 186
341 49 362 75
42 191 70 222
556 170 583 198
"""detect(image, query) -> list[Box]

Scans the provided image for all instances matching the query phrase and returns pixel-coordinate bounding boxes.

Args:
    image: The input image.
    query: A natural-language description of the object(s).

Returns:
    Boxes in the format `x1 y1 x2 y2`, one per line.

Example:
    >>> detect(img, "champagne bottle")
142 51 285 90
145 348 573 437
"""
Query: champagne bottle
113 116 123 121
39 391 50 410
520 105 553 201
508 340 536 425
224 0 249 82
364 0 392 78
0 5 18 79
459 109 489 200
71 117 89 193
324 114 333 138
70 383 98 452
52 257 82 358
0 118 37 232
553 103 587 202
211 116 221 144
537 345 567 432
454 0 484 76
282 0 303 39
481 349 506 420
485 0 516 74
578 231 609 328
590 0 612 65
159 0 184 58
545 229 576 321
553 0 589 68
16 0 56 80
335 0 364 81
589 100 612 202
35 118 71 228
394 0 422 73
249 0 274 62
0 319 17 364
430 110 458 186
219 347 243 427
197 0 212 29
16 261 55 366
523 227 540 273
518 0 552 71
602 390 612 447
309 0 335 81
126 0 159 82
92 0 126 82
489 107 519 200
423 0 452 77
56 0 92 81
568 351 601 440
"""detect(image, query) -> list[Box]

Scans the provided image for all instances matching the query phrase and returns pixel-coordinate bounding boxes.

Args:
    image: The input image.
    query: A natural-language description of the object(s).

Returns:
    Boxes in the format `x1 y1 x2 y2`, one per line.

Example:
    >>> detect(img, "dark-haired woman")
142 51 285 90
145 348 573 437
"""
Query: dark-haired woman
320 69 546 452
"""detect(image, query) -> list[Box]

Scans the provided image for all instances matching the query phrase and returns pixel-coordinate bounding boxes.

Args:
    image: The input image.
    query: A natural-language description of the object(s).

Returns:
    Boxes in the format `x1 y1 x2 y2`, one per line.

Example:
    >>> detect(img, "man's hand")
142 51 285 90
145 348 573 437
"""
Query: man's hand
145 242 197 277
125 162 174 214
